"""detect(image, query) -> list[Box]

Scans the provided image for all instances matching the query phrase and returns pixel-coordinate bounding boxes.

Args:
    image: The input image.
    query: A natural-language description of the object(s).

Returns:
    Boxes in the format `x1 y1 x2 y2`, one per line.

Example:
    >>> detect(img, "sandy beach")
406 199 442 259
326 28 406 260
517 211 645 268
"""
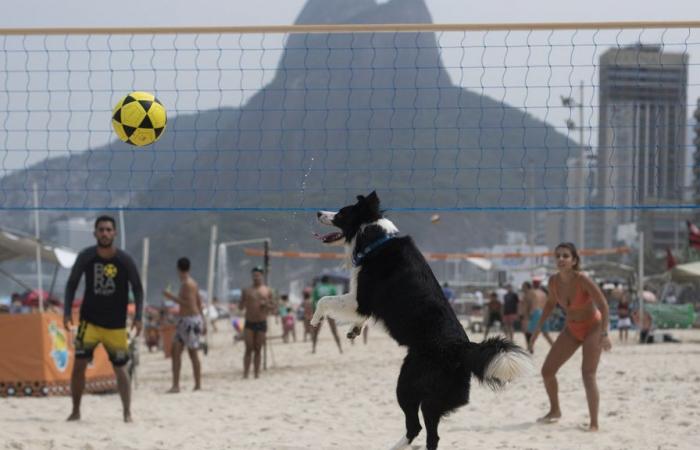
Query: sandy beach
2 322 699 450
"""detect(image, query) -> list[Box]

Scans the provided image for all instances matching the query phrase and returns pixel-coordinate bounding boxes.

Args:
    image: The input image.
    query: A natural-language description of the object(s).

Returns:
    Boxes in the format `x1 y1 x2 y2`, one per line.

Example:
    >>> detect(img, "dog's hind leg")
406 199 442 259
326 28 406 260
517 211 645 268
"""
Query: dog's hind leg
420 382 469 450
391 354 423 449
420 400 442 450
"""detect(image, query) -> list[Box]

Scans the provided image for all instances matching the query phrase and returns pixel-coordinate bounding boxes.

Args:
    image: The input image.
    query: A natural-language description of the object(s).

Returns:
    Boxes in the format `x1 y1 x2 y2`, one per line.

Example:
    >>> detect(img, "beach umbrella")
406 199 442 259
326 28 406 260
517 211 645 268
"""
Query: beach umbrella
642 290 657 303
22 289 61 307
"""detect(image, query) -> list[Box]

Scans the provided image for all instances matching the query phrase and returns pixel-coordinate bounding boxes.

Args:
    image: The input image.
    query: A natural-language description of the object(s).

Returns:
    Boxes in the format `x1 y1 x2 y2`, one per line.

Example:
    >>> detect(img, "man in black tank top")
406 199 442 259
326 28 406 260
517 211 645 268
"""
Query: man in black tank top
63 215 143 423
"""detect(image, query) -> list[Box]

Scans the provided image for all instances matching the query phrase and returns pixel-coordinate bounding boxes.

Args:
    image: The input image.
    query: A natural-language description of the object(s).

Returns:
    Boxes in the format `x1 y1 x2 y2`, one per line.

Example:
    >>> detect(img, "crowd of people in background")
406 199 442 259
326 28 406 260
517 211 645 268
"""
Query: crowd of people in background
3 213 694 433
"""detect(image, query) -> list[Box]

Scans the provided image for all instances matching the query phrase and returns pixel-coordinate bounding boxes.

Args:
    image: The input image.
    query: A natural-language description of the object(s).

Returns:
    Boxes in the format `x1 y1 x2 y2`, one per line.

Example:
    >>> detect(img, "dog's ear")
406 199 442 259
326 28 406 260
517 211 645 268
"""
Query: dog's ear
356 194 366 202
366 191 380 214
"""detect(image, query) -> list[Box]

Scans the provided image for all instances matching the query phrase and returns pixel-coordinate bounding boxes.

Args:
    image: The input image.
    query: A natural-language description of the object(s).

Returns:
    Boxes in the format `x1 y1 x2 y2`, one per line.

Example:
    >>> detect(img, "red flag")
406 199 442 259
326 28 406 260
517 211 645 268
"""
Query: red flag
666 247 677 270
687 221 700 250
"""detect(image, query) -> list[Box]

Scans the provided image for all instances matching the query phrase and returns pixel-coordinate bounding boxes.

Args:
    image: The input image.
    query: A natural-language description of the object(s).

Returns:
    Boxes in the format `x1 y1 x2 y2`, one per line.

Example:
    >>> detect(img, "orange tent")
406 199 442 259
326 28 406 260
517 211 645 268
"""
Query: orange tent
0 312 115 397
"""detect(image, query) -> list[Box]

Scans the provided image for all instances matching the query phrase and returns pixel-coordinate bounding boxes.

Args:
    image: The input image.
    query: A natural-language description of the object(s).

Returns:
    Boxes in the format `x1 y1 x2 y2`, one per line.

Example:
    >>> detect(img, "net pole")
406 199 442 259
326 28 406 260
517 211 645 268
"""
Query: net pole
33 182 44 313
638 231 645 342
205 225 218 341
578 81 585 250
119 208 127 250
141 237 149 315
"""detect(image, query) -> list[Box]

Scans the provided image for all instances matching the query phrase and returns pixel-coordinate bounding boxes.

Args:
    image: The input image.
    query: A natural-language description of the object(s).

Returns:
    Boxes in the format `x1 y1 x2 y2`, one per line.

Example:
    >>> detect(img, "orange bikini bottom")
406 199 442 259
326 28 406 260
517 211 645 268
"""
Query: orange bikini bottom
566 309 602 341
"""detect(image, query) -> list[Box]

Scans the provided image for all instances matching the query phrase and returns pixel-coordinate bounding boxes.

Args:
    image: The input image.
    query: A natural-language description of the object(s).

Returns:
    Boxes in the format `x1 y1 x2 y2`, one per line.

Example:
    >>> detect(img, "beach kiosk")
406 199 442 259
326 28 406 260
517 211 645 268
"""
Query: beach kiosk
0 228 116 396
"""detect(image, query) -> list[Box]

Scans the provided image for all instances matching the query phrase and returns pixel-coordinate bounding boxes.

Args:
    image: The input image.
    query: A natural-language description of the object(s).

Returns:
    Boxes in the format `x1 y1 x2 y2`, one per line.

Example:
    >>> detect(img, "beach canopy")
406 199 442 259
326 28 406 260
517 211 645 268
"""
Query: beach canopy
0 228 77 269
668 261 700 283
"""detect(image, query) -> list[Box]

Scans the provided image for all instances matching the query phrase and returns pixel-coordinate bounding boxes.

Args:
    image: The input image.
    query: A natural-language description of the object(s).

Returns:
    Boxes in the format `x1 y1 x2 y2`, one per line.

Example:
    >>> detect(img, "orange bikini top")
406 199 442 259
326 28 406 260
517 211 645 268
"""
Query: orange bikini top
554 274 592 311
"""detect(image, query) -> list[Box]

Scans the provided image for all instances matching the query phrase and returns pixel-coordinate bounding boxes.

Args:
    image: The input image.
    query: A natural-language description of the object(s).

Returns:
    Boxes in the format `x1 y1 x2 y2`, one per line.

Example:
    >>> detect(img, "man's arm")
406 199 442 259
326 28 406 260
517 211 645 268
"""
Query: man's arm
123 253 144 324
163 289 187 306
63 250 88 327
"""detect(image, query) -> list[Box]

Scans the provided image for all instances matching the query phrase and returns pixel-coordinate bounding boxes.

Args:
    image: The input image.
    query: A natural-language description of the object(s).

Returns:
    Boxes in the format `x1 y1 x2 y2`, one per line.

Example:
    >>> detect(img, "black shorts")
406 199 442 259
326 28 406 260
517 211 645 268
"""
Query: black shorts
487 312 502 326
244 320 267 333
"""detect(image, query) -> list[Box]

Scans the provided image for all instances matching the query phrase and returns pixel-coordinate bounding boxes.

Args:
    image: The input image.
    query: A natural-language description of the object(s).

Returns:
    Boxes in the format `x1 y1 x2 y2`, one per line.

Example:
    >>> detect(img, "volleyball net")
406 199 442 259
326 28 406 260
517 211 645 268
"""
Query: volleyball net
0 22 699 212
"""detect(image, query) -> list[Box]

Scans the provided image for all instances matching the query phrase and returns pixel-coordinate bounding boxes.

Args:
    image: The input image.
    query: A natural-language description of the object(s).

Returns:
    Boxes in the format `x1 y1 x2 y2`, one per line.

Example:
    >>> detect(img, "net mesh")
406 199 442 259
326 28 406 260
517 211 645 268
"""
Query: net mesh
0 24 698 212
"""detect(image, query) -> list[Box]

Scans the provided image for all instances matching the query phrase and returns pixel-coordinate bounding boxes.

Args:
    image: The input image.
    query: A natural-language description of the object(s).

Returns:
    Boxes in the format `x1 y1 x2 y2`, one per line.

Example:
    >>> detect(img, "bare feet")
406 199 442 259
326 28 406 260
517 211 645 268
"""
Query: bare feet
66 411 80 421
581 423 599 432
166 387 180 394
536 411 562 424
123 411 133 423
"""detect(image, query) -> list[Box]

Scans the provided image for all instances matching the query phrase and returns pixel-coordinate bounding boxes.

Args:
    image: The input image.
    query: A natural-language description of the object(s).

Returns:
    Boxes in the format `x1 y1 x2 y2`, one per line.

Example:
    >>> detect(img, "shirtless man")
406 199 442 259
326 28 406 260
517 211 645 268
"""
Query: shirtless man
163 257 206 392
239 266 273 379
522 281 554 353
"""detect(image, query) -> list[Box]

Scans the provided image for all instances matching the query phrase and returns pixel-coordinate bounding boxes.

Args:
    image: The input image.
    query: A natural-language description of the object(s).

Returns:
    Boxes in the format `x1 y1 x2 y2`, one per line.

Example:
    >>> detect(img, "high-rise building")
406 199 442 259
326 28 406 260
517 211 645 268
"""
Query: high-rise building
591 45 688 250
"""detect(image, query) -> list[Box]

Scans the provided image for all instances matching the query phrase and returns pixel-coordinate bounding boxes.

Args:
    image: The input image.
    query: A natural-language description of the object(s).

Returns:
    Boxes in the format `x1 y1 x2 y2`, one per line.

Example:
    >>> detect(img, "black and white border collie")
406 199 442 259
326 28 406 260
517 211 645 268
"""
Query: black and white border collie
311 191 531 450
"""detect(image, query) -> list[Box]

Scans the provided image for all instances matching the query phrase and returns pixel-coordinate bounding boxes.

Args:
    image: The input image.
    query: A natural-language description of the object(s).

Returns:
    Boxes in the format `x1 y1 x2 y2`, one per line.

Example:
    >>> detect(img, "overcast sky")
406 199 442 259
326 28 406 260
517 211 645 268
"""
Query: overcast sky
1 0 698 27
1 0 698 176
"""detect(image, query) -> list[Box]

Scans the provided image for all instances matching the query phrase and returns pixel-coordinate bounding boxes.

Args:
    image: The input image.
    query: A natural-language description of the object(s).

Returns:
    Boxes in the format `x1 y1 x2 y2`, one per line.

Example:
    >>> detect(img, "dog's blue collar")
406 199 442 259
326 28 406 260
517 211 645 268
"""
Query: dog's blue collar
352 233 397 266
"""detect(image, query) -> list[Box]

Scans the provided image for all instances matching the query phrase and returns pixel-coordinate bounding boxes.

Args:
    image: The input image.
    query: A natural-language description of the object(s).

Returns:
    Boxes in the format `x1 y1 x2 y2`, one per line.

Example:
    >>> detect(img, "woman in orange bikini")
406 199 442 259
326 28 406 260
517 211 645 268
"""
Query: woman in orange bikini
529 242 612 431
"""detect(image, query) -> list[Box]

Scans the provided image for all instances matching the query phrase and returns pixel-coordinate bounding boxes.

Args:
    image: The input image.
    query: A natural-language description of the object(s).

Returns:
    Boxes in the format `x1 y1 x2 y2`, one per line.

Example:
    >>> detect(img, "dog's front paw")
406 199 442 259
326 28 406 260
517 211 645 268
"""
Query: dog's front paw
346 325 361 340
310 311 324 328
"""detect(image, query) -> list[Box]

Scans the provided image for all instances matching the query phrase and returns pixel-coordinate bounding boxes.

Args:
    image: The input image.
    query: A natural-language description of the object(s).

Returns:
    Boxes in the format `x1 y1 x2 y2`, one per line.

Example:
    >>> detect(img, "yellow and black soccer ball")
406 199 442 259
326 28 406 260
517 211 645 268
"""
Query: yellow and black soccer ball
111 91 167 146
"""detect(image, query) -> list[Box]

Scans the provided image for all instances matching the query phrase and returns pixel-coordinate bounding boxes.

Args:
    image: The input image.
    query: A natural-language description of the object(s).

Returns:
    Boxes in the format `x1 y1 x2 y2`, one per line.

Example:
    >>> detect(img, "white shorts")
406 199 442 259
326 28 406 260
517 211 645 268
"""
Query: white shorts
617 317 632 329
175 315 203 349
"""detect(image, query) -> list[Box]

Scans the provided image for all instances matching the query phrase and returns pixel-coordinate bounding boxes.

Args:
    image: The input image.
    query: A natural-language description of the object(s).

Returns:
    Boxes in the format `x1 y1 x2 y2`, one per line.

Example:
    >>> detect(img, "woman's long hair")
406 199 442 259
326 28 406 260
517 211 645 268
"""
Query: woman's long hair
555 242 581 271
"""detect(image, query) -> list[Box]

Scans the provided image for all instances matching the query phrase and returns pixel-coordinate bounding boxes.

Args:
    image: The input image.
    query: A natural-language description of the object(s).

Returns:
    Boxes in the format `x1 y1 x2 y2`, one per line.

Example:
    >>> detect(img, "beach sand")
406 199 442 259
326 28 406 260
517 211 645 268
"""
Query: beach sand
2 322 699 450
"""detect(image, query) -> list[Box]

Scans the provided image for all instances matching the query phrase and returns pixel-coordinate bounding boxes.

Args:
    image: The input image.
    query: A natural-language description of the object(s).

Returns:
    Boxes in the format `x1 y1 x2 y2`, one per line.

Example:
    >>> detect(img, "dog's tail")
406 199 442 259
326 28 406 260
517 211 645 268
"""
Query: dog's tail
465 337 532 391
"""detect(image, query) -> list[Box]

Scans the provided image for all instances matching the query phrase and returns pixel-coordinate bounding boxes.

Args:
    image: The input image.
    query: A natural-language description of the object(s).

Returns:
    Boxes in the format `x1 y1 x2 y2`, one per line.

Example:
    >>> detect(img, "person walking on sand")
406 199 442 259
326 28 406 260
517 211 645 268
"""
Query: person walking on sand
502 284 519 341
162 257 206 393
238 266 273 379
484 291 503 338
523 281 554 353
63 215 143 423
302 288 314 342
617 293 632 343
529 242 612 432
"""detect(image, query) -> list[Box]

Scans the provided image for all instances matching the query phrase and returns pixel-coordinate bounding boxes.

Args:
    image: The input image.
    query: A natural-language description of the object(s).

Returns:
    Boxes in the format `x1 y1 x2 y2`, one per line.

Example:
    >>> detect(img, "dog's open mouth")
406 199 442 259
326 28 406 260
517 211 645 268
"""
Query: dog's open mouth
313 231 344 244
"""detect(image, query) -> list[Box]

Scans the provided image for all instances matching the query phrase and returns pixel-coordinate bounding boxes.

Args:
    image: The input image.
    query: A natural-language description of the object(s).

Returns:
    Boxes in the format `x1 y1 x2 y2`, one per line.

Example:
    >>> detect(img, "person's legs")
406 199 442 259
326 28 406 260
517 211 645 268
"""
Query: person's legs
187 347 202 390
253 331 266 378
484 315 492 338
581 323 603 431
168 340 184 392
67 358 89 421
363 324 368 344
303 319 311 342
243 328 254 378
396 354 423 445
539 329 581 422
504 317 514 341
113 364 132 422
542 331 555 346
327 318 343 354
